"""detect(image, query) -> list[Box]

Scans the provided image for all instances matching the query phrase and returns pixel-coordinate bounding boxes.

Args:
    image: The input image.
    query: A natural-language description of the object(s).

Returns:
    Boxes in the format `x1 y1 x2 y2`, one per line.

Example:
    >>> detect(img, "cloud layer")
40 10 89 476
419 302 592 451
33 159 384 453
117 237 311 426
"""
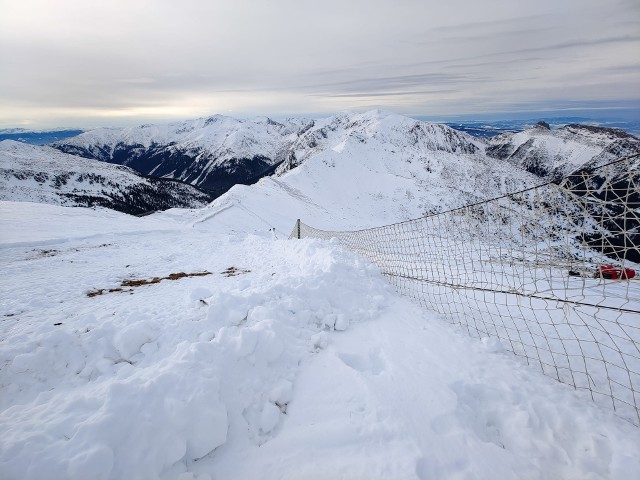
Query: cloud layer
1 0 638 127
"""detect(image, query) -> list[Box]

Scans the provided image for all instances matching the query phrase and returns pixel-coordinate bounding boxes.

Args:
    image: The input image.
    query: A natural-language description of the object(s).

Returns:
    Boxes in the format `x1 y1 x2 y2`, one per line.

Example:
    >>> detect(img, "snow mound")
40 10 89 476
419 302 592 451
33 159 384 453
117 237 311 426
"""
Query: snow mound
0 232 389 480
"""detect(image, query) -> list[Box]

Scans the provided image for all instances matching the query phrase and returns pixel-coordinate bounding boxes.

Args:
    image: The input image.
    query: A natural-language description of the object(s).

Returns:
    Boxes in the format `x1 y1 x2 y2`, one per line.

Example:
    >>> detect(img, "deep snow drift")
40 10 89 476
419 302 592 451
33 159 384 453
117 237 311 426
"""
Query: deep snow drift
1 201 639 480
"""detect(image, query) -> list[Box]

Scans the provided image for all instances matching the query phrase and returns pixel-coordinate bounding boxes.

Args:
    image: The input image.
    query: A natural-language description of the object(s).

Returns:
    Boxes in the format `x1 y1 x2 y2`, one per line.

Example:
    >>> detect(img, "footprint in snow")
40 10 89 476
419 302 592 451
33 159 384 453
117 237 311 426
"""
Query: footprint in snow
337 348 386 375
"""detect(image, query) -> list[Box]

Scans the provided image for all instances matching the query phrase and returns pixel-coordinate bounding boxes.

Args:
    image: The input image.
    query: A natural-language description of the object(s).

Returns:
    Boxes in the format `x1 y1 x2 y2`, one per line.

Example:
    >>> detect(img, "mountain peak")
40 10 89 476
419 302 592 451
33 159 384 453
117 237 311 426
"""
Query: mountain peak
560 123 634 140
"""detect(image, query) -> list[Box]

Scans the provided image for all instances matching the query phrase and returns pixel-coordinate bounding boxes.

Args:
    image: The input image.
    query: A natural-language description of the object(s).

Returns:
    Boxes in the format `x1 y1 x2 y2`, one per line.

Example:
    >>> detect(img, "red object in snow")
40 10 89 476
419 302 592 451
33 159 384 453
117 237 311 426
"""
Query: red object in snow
598 265 636 280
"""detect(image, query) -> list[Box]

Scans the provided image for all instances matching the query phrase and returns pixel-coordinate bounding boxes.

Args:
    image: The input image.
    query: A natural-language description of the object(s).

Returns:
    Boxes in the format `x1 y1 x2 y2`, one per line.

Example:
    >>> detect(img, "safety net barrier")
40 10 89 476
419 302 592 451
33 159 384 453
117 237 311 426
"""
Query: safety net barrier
290 154 640 425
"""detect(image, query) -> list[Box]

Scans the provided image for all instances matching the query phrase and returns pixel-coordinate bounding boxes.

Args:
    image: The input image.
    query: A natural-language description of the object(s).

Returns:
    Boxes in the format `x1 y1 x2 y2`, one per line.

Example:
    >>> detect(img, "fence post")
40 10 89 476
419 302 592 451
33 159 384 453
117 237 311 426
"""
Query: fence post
296 219 301 239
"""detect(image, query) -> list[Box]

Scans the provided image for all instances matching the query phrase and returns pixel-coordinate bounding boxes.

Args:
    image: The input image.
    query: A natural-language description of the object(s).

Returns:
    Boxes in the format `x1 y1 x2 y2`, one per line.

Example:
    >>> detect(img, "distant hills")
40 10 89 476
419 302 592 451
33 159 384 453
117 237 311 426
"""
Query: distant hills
0 128 84 145
443 117 640 138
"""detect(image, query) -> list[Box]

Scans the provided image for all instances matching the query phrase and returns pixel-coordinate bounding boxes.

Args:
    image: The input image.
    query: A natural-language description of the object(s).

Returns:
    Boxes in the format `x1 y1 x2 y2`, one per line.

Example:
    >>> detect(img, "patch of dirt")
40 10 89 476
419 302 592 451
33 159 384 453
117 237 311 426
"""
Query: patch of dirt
87 287 126 298
121 271 212 287
87 271 212 298
221 266 251 277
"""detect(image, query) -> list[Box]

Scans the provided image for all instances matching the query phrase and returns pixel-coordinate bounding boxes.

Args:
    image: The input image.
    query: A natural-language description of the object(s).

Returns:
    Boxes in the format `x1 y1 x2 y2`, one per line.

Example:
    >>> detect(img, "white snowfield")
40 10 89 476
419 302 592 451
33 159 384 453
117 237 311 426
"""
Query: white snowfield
1 110 640 480
1 201 639 480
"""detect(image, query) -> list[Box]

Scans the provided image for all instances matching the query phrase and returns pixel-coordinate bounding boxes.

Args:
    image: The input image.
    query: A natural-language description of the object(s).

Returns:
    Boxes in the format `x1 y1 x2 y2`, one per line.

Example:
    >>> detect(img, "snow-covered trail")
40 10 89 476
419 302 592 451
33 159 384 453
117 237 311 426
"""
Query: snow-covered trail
1 202 639 480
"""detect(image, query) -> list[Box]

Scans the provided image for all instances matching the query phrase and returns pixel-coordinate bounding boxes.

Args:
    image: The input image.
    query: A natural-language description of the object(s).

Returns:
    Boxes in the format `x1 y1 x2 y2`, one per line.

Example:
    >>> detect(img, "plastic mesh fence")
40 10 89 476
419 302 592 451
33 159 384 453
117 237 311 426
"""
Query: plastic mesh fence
290 154 640 425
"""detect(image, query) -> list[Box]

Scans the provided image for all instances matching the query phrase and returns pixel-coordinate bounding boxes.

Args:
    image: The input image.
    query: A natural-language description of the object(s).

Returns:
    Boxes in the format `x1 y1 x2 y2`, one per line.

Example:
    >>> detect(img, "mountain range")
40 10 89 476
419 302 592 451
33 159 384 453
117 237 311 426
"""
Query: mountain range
0 128 84 145
52 116 309 197
486 121 640 179
1 110 638 230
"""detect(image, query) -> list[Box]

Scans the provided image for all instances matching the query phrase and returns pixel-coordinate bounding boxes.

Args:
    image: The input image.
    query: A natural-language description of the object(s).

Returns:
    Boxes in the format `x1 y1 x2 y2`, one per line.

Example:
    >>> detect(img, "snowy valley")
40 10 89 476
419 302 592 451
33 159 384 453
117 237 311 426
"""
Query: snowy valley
1 110 639 480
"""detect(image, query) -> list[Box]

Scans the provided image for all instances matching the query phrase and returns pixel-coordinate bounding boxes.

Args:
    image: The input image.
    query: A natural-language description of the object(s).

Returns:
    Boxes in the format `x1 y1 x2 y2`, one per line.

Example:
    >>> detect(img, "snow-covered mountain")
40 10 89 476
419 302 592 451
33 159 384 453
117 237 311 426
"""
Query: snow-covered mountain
0 140 211 215
486 121 640 178
52 110 639 212
275 109 481 174
195 110 538 232
52 115 310 196
51 111 485 199
483 122 640 262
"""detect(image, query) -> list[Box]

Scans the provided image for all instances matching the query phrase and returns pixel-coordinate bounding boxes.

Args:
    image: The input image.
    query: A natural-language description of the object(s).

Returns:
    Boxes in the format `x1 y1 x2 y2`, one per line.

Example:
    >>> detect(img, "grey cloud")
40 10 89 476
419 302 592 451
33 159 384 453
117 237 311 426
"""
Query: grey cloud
315 89 461 99
425 13 553 36
0 0 638 127
491 34 640 57
304 73 481 93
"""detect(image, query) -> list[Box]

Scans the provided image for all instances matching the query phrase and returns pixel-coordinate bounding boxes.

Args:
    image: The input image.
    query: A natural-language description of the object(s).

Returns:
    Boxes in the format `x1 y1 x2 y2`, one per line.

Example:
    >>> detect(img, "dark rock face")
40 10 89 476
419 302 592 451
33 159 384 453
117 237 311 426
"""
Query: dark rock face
507 138 552 177
54 143 281 198
486 136 554 177
485 142 514 161
560 159 640 263
563 124 634 139
58 181 210 216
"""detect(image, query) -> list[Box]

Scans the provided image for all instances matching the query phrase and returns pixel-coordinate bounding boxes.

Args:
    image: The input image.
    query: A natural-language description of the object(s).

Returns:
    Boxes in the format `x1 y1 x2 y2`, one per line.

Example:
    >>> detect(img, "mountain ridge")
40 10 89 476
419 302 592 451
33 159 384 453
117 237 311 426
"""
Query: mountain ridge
0 140 212 215
51 111 483 197
486 122 640 179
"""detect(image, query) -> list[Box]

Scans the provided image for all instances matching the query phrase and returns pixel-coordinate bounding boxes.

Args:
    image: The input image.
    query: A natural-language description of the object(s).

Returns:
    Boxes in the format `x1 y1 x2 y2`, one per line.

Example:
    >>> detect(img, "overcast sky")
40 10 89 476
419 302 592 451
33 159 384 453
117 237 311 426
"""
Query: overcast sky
1 0 639 128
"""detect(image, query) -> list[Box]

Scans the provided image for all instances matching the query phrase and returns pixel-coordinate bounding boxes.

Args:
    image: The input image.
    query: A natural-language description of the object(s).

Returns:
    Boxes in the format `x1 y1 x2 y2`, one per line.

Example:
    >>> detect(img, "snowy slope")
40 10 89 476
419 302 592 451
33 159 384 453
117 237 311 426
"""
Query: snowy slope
486 121 640 178
276 109 481 172
1 201 639 480
0 140 211 215
198 110 536 232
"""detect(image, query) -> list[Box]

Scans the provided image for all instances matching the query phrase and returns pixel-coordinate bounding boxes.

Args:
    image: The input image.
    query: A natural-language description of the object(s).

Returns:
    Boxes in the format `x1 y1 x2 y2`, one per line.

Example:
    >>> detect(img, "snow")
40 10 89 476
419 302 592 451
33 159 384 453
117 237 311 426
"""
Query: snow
1 200 639 480
0 201 176 247
1 110 639 479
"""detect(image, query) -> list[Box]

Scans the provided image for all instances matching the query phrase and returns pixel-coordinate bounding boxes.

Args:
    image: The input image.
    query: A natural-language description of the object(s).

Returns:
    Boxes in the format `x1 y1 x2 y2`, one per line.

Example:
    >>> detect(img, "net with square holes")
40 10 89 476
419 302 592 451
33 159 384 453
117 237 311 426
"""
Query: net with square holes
291 154 640 425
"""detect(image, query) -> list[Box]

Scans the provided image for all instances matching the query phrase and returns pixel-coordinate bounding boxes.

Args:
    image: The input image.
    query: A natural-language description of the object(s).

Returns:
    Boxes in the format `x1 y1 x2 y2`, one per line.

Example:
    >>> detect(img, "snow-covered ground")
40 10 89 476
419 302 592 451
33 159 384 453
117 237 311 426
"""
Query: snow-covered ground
1 201 639 480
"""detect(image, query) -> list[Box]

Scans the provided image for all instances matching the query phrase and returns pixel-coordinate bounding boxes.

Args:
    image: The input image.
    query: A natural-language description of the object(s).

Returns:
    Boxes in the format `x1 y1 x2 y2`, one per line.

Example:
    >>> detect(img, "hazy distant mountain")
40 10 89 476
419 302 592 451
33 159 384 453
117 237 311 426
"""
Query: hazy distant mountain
0 128 84 145
0 140 211 215
485 121 640 178
445 118 640 138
